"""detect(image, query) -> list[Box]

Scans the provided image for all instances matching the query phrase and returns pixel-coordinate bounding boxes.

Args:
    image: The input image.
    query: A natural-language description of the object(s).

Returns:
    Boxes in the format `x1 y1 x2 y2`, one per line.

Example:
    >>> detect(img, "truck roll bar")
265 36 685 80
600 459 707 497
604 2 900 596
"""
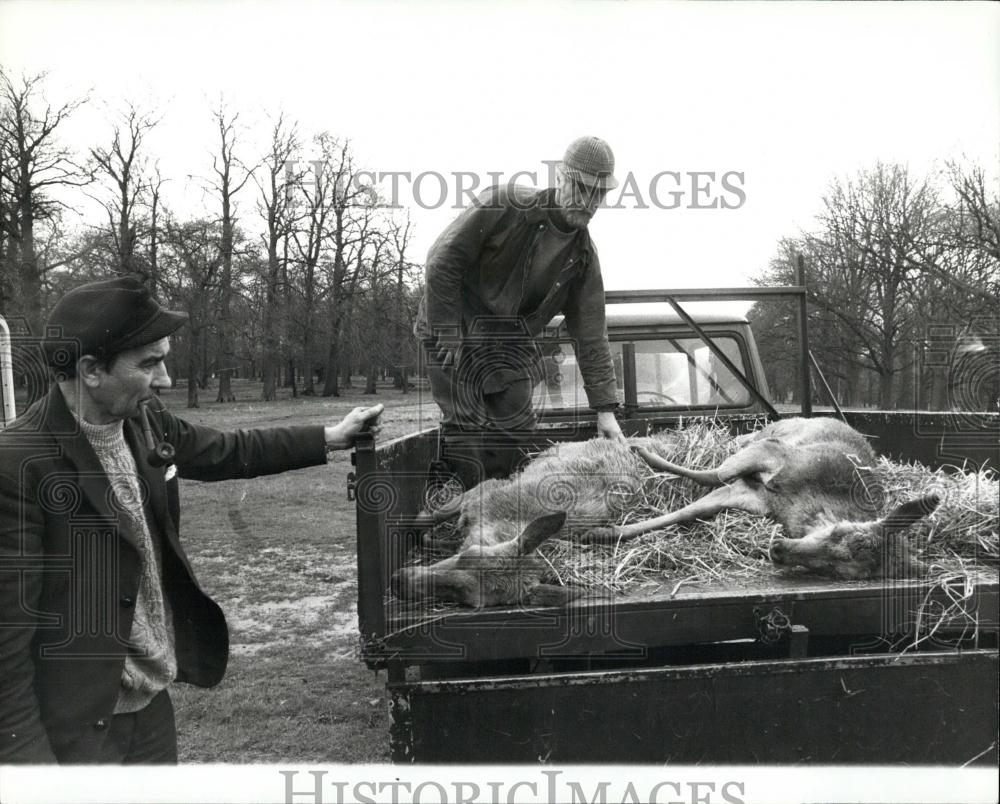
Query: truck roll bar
604 257 813 417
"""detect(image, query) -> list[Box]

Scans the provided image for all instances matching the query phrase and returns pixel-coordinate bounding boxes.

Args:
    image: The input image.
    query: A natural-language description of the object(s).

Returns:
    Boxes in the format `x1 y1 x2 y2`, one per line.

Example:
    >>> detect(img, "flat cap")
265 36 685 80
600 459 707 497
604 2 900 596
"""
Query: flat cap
43 275 188 372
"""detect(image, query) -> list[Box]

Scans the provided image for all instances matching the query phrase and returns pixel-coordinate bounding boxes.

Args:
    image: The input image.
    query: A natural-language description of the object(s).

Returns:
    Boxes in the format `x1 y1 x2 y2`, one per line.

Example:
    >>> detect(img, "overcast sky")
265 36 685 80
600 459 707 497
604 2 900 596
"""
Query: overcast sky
1 0 998 296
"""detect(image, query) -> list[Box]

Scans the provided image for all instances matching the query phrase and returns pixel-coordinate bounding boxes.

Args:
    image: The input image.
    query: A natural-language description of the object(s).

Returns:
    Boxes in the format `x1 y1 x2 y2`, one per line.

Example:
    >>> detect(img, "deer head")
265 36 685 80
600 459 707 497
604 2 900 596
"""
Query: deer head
769 494 941 579
392 512 574 608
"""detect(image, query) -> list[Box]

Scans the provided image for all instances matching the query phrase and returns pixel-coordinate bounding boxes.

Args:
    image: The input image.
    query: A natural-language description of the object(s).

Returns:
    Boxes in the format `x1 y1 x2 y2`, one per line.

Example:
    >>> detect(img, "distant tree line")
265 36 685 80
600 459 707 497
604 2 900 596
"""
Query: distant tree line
0 68 422 409
4 69 998 415
750 161 999 411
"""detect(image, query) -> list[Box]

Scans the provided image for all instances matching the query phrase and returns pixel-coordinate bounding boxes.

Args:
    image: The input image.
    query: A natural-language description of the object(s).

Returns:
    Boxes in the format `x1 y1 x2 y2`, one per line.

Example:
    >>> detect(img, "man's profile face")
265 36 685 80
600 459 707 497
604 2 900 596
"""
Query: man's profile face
88 337 173 421
555 167 608 229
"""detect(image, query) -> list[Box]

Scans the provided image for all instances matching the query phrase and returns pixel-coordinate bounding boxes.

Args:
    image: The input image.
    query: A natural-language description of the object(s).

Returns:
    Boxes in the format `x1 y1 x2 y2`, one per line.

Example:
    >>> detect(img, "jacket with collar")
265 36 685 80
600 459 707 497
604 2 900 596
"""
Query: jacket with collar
0 386 327 763
415 184 620 409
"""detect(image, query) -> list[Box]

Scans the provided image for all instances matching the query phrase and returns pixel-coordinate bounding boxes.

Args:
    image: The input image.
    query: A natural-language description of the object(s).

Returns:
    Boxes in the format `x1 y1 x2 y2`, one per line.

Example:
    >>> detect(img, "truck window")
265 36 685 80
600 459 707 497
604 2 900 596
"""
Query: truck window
536 336 751 410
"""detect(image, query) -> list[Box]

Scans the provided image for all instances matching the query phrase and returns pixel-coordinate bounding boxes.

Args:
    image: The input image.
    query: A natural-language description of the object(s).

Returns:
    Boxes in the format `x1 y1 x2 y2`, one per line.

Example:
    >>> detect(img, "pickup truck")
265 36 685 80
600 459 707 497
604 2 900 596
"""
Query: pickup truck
351 286 999 764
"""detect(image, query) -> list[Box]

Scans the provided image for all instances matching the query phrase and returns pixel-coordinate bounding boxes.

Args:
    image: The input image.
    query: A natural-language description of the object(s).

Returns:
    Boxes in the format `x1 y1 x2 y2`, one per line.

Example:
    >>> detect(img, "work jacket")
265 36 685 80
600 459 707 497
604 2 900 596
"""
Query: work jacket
0 386 327 763
415 185 619 409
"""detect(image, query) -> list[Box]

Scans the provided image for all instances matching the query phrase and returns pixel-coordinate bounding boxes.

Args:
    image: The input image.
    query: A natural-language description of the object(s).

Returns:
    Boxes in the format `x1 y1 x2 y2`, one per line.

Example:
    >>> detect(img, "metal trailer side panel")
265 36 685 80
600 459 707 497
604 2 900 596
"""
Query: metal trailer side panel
379 579 999 667
842 410 999 473
389 650 999 764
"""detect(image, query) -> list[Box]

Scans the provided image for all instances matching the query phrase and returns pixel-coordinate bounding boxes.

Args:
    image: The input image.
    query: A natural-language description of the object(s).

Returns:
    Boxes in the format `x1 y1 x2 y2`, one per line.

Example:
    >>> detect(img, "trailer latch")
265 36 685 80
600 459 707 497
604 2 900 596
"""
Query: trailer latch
754 606 792 644
347 471 357 502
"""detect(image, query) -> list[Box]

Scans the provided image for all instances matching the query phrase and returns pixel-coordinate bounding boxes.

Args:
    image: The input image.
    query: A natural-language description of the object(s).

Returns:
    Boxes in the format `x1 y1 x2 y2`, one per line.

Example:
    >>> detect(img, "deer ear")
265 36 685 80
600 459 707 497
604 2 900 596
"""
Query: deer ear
881 494 941 530
516 511 568 555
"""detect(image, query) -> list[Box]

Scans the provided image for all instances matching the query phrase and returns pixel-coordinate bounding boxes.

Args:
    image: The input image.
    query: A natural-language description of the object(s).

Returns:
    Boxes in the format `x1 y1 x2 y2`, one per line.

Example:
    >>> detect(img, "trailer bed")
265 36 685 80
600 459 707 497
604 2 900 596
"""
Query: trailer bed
377 571 998 668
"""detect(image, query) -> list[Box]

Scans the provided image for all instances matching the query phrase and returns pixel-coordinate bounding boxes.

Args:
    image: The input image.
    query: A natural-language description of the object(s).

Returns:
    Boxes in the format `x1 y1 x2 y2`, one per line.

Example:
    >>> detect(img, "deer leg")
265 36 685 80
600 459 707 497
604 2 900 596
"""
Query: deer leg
634 440 787 487
580 479 767 543
712 441 787 485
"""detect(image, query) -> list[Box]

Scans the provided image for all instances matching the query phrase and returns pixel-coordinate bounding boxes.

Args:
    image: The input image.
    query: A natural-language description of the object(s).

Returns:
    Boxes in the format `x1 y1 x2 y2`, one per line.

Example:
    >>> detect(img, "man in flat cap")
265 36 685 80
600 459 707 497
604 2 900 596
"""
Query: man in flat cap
415 136 625 489
0 275 382 764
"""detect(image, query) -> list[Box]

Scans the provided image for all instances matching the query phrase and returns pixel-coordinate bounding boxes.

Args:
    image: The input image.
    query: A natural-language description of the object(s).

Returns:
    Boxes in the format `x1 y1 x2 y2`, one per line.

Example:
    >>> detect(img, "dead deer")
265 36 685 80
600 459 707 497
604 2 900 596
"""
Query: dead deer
595 417 941 580
391 436 662 608
392 418 941 608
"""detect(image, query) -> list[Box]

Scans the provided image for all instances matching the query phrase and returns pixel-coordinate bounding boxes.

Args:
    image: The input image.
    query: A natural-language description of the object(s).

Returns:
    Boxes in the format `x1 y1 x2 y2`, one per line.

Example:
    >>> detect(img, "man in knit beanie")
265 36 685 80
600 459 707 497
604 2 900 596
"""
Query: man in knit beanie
415 136 625 491
0 275 381 764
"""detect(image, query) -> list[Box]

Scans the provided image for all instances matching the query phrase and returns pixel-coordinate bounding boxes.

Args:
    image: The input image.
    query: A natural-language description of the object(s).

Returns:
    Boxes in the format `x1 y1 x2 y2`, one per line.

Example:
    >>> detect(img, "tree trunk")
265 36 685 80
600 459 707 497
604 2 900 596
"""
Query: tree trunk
895 347 916 409
365 360 378 394
287 358 297 397
321 302 342 397
198 326 211 389
878 366 895 410
341 355 353 389
394 255 406 392
843 363 862 407
322 338 340 397
187 331 200 408
149 187 160 293
302 331 315 395
216 193 236 403
17 174 45 407
261 240 280 401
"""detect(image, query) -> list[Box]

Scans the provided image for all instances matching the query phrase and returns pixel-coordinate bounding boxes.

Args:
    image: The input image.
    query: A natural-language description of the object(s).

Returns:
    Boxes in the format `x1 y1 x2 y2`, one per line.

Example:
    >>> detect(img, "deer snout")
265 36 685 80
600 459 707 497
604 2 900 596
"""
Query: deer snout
392 565 433 599
769 539 791 564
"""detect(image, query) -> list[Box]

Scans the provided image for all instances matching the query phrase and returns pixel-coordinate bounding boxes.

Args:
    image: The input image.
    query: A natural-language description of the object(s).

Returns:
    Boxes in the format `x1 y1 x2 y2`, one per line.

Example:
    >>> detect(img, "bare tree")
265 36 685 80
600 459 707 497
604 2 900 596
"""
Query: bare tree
389 211 416 393
356 229 392 394
0 68 87 333
88 103 159 278
805 164 940 407
947 161 1000 264
753 162 998 410
255 115 301 401
159 217 222 408
317 144 377 397
287 133 339 395
146 166 165 292
208 105 254 402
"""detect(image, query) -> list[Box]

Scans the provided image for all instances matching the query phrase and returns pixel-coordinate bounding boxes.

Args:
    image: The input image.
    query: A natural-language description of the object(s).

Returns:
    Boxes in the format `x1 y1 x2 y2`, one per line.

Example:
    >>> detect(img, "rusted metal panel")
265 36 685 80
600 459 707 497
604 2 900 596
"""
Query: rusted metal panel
390 650 999 764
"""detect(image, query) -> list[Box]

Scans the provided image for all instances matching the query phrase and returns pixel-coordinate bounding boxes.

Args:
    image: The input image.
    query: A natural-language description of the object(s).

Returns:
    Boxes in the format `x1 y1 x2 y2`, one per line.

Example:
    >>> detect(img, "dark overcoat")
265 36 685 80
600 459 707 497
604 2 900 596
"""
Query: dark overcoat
0 386 326 762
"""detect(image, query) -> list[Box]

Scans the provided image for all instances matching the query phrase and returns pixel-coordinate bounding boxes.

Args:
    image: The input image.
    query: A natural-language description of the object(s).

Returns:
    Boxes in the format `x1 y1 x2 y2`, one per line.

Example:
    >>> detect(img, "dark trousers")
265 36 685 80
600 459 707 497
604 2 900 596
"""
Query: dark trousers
422 339 538 490
58 689 178 764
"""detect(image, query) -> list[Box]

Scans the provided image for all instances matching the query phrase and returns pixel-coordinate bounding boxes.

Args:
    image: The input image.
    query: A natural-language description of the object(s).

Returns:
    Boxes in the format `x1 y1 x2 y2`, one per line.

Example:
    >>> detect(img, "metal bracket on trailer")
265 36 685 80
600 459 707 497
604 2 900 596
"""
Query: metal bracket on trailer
754 605 810 658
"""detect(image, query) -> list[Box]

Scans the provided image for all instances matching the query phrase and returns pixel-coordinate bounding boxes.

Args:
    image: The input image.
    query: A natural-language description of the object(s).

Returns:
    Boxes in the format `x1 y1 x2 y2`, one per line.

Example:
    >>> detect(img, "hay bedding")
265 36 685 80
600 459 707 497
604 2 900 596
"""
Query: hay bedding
415 420 999 603
537 421 999 596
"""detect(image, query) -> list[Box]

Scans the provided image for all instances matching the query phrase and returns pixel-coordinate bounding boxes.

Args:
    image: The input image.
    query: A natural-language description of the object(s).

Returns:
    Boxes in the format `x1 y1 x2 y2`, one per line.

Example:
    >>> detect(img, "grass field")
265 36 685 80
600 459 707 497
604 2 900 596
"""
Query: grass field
150 378 439 763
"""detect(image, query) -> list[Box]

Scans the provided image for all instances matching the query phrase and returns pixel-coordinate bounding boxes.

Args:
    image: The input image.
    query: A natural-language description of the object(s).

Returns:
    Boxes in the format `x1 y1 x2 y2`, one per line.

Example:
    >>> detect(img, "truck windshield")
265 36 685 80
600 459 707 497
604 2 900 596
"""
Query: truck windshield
535 336 751 410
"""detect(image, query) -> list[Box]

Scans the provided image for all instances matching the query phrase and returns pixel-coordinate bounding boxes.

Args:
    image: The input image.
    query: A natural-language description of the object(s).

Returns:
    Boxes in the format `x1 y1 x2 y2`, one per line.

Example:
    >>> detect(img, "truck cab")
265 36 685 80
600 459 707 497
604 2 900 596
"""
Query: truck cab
537 304 769 419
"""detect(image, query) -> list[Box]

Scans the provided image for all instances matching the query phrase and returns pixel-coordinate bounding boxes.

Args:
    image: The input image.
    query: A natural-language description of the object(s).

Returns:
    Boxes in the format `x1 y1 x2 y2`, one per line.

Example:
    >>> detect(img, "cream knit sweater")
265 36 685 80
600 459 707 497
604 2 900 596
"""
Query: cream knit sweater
75 415 177 713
